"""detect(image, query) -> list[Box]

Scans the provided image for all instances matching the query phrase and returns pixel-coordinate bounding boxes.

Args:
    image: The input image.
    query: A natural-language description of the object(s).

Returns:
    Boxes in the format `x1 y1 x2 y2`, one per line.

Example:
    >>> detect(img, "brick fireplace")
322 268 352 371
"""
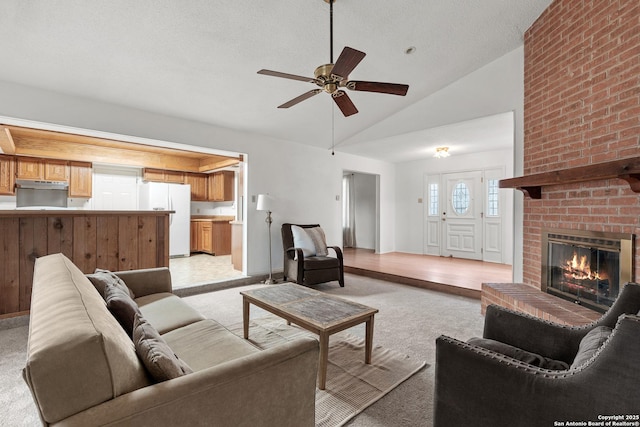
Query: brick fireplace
520 0 640 291
484 0 639 323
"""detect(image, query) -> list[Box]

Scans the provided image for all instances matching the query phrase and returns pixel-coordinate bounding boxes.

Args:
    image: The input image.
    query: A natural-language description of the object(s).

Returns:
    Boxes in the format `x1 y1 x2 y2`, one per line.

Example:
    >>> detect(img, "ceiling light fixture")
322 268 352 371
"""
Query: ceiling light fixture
434 147 450 158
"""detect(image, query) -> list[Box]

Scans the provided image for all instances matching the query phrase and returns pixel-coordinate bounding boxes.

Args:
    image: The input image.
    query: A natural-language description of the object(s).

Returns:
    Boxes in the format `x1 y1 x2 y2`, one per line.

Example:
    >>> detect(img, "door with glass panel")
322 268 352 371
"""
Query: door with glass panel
441 171 483 260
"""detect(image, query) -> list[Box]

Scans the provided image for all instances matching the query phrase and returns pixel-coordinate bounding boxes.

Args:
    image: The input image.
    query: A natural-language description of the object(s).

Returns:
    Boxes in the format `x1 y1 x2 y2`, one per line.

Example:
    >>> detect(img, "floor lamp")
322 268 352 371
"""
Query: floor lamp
256 194 275 284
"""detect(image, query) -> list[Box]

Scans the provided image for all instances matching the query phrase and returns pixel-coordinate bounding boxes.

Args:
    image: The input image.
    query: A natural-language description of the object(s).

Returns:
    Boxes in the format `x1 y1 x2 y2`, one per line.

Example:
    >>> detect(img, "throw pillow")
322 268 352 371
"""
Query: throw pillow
570 326 612 369
468 337 570 370
87 268 135 299
306 226 329 257
104 282 141 337
291 225 317 259
132 313 193 382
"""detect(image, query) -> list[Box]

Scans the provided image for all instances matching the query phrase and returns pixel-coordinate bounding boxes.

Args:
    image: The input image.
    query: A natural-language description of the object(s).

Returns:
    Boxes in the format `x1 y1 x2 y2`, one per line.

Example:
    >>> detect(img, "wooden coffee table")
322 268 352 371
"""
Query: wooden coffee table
241 283 378 390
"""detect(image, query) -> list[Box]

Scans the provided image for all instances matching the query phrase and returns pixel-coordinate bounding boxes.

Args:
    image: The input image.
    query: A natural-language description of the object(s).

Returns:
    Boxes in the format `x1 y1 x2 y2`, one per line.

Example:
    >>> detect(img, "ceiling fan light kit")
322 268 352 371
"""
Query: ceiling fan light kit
257 0 409 117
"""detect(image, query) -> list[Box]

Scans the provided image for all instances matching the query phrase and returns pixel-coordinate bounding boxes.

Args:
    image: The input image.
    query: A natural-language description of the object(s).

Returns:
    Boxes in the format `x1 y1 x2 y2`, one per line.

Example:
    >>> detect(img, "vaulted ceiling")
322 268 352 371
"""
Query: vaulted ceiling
0 1 552 161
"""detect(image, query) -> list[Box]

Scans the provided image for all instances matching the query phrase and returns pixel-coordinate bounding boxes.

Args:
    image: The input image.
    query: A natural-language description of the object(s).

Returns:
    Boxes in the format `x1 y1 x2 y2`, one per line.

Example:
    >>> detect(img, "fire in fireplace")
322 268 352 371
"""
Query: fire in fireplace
541 229 634 313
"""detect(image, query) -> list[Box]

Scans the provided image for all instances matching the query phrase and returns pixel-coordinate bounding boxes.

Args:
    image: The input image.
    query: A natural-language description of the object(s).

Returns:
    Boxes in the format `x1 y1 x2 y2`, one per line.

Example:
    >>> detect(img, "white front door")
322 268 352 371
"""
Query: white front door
441 171 483 260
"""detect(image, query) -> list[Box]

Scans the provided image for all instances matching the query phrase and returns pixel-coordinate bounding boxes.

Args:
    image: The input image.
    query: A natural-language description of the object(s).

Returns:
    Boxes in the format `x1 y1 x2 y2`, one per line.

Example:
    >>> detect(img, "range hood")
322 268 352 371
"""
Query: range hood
16 179 69 208
15 179 69 190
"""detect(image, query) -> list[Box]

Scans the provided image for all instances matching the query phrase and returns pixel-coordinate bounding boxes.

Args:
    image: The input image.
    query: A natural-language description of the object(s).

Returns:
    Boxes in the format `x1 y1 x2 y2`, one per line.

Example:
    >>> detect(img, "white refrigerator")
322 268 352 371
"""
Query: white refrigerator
139 182 191 257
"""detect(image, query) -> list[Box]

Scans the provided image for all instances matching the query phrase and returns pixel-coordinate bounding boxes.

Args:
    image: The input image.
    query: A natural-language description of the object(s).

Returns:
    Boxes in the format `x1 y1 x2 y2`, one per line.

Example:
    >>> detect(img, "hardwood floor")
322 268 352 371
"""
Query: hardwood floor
343 248 513 299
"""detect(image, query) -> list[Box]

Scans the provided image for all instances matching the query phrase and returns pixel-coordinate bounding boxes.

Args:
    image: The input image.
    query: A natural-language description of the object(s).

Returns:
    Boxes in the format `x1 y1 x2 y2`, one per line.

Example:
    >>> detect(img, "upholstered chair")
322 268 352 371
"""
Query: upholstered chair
281 223 344 287
434 283 640 427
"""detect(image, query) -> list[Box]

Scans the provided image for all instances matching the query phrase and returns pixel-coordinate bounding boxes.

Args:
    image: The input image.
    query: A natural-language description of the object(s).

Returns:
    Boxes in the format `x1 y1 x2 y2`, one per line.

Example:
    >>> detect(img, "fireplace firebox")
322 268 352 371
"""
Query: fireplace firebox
541 229 634 313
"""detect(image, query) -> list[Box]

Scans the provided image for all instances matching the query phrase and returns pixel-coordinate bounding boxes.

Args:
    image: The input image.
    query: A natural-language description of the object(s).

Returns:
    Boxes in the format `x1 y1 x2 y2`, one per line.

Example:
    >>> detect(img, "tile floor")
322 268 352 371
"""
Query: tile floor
169 254 245 289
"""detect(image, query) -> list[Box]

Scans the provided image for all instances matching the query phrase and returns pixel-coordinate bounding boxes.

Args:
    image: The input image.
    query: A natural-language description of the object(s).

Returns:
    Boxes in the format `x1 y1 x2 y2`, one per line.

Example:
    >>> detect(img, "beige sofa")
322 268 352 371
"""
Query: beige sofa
23 253 319 426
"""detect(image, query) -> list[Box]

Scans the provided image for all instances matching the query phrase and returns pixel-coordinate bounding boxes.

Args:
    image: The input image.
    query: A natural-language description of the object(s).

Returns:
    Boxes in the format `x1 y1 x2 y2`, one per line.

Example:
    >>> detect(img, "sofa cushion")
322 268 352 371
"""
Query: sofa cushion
468 337 570 370
136 293 205 334
161 319 259 371
133 313 193 382
570 326 612 369
23 254 150 425
87 268 135 299
104 282 141 337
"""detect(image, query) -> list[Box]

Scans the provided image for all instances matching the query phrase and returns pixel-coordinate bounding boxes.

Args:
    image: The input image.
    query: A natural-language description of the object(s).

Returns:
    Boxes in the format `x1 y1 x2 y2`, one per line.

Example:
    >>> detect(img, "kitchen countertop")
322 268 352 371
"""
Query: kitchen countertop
0 210 174 217
190 215 235 222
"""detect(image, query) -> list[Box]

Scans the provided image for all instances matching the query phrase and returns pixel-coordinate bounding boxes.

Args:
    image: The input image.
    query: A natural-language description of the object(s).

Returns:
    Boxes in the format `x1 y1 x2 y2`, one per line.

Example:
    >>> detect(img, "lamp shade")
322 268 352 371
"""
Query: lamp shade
256 194 274 212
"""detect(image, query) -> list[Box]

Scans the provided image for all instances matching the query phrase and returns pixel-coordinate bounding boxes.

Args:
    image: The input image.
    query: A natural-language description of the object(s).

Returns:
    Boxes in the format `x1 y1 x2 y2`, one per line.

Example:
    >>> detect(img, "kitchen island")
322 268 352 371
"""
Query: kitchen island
0 210 170 318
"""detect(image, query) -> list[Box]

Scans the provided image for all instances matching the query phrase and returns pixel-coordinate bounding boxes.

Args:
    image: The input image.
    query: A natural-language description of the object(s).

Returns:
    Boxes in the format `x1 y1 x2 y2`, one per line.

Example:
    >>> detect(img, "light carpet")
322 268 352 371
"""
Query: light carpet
0 273 485 426
228 316 427 427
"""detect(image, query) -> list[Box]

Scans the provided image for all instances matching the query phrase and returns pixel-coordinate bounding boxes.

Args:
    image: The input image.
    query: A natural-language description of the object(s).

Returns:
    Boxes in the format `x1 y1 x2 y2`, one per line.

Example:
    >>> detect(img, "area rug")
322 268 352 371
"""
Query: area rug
229 316 427 427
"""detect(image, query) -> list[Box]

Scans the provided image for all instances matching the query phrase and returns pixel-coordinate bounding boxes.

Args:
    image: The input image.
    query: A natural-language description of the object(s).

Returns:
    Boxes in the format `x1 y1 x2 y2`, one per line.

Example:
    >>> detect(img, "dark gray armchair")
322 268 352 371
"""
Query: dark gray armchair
434 283 640 427
281 223 344 287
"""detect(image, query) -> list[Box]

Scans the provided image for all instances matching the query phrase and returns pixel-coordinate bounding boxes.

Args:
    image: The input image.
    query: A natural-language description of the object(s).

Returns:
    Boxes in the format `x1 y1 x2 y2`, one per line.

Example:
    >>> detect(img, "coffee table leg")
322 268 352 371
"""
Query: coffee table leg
365 315 374 364
318 331 329 390
243 298 250 339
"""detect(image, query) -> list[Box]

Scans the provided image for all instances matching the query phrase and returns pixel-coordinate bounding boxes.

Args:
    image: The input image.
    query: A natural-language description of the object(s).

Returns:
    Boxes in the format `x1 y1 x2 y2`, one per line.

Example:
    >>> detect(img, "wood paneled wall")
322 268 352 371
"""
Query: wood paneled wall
0 211 169 317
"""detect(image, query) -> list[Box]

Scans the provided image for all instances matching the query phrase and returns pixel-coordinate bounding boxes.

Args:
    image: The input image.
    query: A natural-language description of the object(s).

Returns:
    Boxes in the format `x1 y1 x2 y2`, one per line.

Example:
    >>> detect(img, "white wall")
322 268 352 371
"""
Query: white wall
0 80 396 276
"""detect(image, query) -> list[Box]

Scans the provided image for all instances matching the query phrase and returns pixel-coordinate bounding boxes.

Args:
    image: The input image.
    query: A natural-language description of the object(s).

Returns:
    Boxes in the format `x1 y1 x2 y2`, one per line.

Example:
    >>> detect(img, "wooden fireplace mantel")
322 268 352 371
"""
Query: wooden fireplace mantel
499 156 640 199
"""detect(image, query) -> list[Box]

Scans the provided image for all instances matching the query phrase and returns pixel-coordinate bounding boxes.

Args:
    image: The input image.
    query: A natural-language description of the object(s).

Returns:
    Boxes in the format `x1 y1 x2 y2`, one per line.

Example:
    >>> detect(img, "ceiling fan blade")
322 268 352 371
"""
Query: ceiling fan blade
332 90 358 117
330 47 366 81
346 80 409 96
278 89 322 109
258 69 317 83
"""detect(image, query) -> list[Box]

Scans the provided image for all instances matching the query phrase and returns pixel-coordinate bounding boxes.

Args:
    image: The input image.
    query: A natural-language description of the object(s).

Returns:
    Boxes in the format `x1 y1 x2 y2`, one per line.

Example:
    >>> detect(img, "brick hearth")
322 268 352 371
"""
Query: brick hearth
481 283 601 326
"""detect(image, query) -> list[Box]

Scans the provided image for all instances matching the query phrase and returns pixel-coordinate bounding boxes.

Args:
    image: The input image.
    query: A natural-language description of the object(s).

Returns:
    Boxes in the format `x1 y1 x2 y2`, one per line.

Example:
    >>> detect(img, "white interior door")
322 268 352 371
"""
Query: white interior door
441 171 483 260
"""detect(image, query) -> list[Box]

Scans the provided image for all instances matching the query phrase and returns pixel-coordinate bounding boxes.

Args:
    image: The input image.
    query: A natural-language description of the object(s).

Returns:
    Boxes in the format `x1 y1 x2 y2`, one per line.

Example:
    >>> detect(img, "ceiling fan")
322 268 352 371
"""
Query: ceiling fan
257 0 409 117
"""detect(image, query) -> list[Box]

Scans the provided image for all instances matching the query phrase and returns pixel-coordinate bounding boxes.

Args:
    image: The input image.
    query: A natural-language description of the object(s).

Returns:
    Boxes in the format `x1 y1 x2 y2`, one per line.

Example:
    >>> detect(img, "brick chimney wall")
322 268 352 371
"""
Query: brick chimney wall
522 0 640 288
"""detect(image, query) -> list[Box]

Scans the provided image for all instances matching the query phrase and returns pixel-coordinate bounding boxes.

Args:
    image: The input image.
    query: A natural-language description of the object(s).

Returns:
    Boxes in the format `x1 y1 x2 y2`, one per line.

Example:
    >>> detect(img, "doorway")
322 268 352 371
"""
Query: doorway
425 168 506 263
342 171 378 251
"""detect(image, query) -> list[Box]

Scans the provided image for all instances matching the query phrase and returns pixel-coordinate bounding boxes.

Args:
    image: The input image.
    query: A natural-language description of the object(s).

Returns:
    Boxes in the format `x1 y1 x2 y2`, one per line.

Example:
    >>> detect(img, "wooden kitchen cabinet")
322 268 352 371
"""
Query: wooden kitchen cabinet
143 168 185 184
0 154 15 195
44 159 70 181
164 170 185 183
212 221 232 256
207 171 234 201
69 161 92 198
191 219 232 255
190 221 198 253
142 168 165 182
199 221 213 254
184 173 208 201
17 157 71 182
17 157 44 180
